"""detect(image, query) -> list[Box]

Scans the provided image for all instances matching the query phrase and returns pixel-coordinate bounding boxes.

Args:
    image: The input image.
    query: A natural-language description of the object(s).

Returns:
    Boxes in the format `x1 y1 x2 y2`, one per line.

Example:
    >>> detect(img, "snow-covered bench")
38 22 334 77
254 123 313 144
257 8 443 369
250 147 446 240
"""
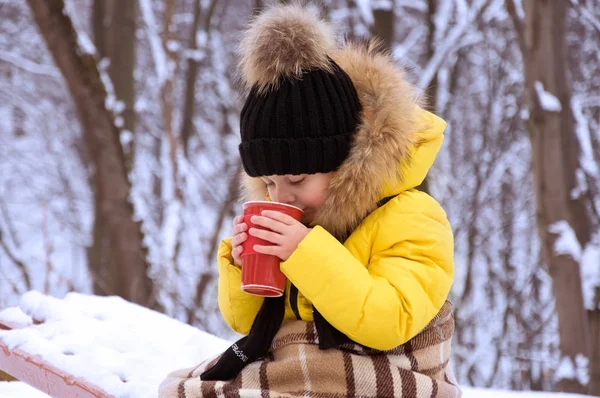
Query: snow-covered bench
0 291 230 397
0 292 596 398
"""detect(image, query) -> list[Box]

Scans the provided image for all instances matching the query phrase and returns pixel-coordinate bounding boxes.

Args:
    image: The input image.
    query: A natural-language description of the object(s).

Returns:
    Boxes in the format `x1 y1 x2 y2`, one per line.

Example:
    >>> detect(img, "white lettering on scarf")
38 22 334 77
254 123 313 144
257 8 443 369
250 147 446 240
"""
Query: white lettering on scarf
232 343 248 362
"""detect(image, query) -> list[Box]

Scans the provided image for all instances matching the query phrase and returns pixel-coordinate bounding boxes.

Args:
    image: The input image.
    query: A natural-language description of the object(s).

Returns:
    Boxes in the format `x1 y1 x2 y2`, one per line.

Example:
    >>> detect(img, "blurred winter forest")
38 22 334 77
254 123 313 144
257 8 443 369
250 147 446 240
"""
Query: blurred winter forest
1 0 599 394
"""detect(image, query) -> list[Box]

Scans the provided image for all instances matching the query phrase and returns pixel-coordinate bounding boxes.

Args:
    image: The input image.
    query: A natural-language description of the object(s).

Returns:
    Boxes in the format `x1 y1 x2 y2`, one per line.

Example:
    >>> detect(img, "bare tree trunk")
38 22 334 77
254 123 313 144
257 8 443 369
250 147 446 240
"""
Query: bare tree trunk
92 0 110 58
12 106 26 137
589 299 600 394
344 0 360 41
418 0 438 195
93 0 137 169
425 0 438 110
27 0 158 309
180 0 203 157
89 0 113 303
180 0 219 157
507 0 592 393
371 1 394 50
161 0 180 204
90 0 138 301
156 0 185 278
106 1 137 168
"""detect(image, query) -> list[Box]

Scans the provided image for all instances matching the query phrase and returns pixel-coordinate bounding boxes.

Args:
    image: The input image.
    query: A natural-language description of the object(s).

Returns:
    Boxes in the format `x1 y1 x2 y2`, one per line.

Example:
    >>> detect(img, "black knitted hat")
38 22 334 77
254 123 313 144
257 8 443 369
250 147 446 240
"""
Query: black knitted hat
239 61 361 177
237 5 362 177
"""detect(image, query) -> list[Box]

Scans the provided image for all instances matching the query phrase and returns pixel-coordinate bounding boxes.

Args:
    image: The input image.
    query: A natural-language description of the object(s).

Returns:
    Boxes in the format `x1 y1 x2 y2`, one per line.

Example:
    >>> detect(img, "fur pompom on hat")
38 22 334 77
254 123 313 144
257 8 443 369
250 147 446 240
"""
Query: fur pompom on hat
237 3 362 177
239 3 337 92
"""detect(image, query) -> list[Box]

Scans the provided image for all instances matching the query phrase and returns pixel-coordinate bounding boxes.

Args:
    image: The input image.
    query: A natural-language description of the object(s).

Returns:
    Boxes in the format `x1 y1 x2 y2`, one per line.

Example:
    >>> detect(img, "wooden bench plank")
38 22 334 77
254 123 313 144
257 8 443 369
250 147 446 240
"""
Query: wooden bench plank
0 322 113 398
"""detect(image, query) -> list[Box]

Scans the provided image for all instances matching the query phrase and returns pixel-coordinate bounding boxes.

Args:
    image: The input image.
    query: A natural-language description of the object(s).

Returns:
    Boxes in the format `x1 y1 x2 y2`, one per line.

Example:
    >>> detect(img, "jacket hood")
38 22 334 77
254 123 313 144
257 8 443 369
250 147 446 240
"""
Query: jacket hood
239 5 447 241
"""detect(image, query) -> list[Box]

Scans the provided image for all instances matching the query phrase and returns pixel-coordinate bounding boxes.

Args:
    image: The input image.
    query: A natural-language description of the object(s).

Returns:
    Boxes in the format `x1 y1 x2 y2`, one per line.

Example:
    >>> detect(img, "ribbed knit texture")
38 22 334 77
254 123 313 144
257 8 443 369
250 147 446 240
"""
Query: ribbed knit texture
239 60 362 177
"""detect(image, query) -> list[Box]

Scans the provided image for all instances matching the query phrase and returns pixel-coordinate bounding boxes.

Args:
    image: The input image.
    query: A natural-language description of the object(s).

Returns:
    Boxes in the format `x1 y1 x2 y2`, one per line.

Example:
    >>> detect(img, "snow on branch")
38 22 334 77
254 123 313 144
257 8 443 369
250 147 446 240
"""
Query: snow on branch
548 220 581 262
63 0 96 56
555 354 590 386
371 0 393 10
418 0 491 90
571 96 598 177
581 233 600 310
139 0 168 85
510 0 525 21
0 51 61 78
395 1 426 12
534 81 562 112
547 221 600 310
393 26 426 61
570 0 600 34
355 0 374 27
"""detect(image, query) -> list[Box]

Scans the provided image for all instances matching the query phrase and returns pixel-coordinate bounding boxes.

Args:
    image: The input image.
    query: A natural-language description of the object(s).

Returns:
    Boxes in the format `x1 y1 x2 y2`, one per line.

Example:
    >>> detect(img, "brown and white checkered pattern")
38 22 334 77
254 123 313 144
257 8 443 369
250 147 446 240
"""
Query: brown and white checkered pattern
159 302 461 398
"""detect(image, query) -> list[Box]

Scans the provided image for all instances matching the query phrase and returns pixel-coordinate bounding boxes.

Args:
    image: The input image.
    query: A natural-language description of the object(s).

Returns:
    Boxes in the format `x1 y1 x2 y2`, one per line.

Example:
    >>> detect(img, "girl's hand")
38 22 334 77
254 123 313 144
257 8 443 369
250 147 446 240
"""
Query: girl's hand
231 215 248 267
248 210 311 261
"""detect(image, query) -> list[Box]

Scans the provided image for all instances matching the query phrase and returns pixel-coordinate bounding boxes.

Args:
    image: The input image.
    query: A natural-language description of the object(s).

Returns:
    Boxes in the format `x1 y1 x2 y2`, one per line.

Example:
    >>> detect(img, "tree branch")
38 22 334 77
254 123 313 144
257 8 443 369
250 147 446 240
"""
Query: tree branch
0 50 61 78
505 0 527 55
418 0 492 90
0 217 31 291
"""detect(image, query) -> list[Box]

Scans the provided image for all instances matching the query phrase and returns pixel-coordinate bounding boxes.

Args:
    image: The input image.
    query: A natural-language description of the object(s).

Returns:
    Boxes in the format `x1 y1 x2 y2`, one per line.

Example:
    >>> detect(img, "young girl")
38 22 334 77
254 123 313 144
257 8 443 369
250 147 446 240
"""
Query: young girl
161 4 461 397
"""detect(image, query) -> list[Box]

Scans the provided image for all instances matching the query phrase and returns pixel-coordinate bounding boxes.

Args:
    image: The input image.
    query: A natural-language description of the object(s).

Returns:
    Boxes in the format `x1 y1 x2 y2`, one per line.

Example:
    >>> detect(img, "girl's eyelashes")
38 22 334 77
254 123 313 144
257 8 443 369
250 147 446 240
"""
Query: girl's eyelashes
262 177 304 186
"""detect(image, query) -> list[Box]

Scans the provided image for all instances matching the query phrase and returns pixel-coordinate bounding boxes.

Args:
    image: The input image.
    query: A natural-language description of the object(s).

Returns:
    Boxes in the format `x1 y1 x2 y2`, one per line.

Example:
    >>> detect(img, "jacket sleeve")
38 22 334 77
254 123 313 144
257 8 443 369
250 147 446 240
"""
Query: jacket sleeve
280 203 454 351
217 237 264 335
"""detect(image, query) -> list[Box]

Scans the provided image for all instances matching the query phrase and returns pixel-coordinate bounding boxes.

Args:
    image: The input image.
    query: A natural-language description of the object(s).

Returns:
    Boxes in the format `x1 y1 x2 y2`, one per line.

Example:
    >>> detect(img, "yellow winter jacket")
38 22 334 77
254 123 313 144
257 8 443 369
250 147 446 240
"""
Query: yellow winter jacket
218 43 454 351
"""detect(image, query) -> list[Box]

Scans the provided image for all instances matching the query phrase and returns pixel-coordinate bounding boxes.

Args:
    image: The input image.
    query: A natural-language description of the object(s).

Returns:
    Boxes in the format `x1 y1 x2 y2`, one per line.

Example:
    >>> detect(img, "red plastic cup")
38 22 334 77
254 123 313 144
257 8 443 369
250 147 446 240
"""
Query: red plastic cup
241 201 304 297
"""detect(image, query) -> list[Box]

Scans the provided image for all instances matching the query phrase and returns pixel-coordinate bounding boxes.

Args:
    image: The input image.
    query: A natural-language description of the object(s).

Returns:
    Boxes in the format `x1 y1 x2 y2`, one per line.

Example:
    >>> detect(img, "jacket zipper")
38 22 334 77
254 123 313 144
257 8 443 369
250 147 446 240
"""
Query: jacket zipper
289 284 302 320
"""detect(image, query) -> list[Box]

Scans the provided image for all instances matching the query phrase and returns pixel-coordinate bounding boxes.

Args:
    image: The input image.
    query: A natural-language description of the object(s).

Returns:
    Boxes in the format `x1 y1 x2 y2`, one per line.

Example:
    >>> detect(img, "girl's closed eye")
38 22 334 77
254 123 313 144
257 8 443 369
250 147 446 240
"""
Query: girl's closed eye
289 177 305 185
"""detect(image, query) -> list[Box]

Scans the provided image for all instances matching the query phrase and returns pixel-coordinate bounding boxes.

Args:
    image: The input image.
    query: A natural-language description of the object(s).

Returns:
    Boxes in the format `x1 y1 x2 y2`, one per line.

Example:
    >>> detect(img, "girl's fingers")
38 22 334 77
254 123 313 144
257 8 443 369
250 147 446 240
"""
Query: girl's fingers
233 222 247 235
232 246 244 265
261 210 297 225
249 227 282 244
250 216 286 234
232 232 247 246
253 244 280 257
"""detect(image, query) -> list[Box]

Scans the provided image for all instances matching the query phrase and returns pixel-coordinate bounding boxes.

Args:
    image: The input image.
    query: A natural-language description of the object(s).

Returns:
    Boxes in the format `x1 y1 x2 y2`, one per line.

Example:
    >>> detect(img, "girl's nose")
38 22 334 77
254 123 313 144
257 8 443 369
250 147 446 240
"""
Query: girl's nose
275 188 295 205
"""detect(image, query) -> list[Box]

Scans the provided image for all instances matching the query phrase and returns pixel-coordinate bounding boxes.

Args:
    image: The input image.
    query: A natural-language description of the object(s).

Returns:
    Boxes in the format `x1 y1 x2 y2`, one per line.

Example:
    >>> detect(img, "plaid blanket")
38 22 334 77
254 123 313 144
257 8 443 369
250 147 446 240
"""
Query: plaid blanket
159 302 461 398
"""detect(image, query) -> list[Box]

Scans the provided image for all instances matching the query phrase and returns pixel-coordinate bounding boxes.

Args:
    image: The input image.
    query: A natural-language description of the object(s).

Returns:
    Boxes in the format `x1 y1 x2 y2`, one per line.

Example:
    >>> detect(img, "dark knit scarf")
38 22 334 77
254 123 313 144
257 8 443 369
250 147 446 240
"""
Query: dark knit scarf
201 195 396 381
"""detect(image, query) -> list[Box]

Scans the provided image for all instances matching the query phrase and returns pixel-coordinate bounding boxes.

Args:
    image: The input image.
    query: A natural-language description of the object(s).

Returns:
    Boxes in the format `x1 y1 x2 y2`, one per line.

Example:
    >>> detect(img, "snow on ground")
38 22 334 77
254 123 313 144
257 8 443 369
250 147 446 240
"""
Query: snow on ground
463 389 596 398
0 291 597 398
0 381 51 397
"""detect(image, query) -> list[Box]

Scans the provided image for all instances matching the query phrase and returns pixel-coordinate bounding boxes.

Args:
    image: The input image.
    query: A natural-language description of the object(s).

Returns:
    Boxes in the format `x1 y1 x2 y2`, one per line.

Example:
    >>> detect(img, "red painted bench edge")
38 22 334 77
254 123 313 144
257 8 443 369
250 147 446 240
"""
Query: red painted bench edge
0 321 115 398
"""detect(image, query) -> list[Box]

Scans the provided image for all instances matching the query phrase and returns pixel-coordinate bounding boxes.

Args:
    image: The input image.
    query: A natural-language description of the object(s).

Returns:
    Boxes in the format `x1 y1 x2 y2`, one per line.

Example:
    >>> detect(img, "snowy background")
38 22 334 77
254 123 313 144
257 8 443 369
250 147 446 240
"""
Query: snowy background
1 0 600 396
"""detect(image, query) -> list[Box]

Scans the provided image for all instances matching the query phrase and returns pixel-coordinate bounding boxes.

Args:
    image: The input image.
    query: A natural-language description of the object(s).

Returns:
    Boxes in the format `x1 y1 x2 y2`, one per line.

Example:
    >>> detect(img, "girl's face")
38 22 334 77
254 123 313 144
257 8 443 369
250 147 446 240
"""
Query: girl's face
261 173 333 224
